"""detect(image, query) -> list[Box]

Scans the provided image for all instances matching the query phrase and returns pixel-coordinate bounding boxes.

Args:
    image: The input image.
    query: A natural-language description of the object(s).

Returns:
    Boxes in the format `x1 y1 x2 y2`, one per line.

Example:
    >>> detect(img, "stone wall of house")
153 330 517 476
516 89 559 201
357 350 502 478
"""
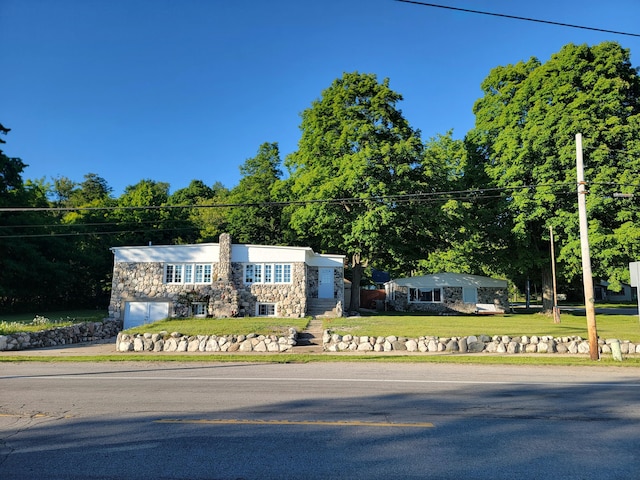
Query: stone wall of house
307 267 319 299
109 260 309 320
387 286 507 314
0 319 121 351
230 262 307 317
478 287 509 310
334 268 345 302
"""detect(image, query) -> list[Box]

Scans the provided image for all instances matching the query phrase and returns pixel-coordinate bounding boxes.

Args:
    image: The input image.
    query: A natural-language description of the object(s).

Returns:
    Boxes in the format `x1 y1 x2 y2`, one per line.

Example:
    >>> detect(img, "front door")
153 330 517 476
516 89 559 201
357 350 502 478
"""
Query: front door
463 287 478 304
318 268 334 299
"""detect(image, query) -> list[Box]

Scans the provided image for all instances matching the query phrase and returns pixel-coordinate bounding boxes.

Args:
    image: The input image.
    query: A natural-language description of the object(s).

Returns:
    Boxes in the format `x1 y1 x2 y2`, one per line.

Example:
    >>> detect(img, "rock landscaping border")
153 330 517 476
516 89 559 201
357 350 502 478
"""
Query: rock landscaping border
116 328 298 353
322 331 640 355
0 319 121 351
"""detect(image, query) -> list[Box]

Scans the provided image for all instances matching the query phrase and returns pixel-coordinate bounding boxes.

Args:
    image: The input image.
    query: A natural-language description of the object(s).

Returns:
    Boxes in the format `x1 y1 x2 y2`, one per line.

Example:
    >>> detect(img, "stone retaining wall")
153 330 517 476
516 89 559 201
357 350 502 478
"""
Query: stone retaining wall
0 319 121 351
322 331 640 355
116 328 298 353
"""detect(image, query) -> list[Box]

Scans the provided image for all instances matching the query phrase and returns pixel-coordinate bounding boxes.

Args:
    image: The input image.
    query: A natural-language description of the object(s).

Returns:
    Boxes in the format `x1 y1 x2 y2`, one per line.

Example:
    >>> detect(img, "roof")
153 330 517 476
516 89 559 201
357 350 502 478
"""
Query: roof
387 273 507 289
110 242 344 267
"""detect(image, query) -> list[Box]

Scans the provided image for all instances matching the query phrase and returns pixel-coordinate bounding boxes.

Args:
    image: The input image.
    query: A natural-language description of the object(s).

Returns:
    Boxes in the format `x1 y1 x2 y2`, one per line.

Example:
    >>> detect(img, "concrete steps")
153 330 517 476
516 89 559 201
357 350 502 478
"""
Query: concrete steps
307 298 339 318
291 317 324 353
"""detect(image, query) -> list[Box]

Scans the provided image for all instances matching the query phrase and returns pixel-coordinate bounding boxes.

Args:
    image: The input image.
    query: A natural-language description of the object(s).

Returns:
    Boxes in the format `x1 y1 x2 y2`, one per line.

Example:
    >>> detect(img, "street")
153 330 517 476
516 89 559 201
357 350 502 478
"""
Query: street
1 362 639 479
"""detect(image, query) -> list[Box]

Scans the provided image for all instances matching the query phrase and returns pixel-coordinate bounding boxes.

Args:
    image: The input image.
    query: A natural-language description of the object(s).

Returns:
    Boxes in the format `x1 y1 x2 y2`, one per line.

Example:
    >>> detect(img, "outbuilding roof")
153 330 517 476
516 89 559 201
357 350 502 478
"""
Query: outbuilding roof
387 273 507 289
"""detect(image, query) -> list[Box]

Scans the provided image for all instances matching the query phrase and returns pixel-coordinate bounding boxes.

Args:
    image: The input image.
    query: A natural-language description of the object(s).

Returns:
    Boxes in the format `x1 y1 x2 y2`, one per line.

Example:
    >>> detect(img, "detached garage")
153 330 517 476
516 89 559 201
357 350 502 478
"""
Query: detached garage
123 301 171 330
385 273 509 314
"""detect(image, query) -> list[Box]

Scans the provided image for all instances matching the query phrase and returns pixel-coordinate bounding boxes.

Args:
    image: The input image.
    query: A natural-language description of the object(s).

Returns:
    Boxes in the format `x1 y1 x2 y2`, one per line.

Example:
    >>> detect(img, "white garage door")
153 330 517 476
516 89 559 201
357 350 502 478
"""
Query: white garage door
124 301 170 330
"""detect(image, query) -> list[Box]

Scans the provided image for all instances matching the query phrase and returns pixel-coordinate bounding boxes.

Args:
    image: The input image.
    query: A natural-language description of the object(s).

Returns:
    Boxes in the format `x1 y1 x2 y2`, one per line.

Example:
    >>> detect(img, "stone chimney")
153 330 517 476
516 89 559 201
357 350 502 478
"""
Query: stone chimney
218 233 232 283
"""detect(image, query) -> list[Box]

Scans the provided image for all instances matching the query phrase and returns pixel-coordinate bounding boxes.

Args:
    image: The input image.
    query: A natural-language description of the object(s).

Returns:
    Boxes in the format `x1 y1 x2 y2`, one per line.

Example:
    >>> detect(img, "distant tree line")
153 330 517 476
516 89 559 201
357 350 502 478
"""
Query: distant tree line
1 41 638 313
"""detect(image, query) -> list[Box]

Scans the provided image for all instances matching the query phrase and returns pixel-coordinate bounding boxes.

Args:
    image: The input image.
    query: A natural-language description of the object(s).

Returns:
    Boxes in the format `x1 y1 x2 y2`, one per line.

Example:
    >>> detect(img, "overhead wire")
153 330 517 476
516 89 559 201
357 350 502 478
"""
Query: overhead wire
395 0 640 37
0 180 635 239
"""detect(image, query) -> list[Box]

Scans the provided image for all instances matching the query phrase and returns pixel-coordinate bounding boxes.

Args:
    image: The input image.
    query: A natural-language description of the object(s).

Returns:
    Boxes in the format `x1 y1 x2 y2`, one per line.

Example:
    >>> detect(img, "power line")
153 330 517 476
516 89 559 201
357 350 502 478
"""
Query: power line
0 182 583 213
395 0 640 38
1 181 631 239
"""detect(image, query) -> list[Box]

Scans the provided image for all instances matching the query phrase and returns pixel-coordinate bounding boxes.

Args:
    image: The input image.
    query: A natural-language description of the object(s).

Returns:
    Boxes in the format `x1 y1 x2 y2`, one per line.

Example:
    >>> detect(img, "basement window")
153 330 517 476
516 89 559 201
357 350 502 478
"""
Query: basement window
256 303 277 317
191 302 207 317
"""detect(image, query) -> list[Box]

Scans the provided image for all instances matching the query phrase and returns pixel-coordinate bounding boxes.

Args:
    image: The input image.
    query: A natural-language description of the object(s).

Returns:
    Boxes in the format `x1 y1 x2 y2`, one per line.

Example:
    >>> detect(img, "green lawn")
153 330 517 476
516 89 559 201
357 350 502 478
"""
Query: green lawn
324 310 640 342
0 310 109 335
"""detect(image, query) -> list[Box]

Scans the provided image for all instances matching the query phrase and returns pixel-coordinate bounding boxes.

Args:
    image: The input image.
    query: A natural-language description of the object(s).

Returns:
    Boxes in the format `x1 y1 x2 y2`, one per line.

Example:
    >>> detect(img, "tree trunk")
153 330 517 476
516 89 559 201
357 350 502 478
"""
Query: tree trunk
541 267 553 314
349 256 363 313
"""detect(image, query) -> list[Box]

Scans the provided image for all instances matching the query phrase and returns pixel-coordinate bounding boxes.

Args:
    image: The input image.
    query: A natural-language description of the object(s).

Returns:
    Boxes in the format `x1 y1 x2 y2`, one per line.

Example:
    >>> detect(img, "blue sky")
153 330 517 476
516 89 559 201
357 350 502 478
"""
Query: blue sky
2 0 640 197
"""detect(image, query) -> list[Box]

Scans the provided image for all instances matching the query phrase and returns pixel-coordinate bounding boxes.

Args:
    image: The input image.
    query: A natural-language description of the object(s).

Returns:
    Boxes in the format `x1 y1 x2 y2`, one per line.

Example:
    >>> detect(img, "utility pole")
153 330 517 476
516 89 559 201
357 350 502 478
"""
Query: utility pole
576 133 599 360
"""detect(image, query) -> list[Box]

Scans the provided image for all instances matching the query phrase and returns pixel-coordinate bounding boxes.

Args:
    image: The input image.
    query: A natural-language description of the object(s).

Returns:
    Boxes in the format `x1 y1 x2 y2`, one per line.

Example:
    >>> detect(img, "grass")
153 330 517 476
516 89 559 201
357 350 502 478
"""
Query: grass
0 310 109 335
123 316 311 337
3 352 640 367
2 307 639 366
324 309 640 342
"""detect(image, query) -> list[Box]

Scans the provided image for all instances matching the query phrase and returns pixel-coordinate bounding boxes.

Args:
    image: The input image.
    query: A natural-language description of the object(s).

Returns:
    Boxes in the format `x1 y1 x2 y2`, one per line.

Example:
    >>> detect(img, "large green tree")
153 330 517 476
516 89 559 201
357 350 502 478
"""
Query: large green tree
226 142 285 244
285 72 436 310
467 42 640 309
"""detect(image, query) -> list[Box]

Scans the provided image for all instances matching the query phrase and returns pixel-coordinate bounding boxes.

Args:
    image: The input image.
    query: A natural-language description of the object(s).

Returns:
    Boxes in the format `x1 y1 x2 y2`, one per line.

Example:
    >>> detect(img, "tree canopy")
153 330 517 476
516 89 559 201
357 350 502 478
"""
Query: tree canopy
284 72 436 309
1 41 639 313
466 41 640 306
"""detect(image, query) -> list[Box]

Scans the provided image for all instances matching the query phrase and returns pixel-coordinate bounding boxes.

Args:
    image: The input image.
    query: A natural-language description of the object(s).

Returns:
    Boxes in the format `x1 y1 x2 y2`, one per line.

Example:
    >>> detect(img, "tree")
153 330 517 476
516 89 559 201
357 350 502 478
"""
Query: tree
414 132 506 276
168 180 218 244
0 123 27 199
114 179 177 246
467 42 640 310
0 125 72 310
285 72 431 311
226 142 285 244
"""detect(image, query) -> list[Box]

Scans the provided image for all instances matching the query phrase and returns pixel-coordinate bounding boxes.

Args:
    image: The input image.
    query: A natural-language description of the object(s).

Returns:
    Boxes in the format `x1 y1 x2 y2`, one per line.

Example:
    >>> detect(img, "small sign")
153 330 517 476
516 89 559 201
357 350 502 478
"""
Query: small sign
631 262 640 287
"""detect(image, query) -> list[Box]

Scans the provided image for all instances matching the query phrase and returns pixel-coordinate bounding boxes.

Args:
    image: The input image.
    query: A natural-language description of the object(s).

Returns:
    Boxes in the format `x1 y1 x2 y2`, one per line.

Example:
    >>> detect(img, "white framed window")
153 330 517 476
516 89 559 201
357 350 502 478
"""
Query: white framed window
244 263 292 284
184 264 193 283
165 264 183 283
191 302 207 317
256 303 276 317
164 263 213 284
409 287 442 303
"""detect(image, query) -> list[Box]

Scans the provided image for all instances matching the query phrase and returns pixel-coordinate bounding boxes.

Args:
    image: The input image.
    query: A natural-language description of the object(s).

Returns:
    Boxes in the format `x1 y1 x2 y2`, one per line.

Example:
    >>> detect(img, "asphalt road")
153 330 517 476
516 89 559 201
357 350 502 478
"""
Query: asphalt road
1 362 639 479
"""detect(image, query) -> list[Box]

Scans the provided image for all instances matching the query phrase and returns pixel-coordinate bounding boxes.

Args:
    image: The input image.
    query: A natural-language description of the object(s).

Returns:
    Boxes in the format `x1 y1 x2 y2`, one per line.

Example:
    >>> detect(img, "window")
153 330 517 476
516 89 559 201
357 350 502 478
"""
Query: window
245 264 263 284
194 264 212 283
165 264 183 283
257 303 276 316
244 263 292 284
409 287 442 303
191 302 207 317
184 264 193 283
264 264 272 283
164 263 212 284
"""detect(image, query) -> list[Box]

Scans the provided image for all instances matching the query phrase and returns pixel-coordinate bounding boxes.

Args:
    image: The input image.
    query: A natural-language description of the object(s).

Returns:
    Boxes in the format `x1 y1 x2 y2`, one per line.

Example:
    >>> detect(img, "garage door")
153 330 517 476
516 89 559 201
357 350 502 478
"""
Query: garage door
124 301 170 330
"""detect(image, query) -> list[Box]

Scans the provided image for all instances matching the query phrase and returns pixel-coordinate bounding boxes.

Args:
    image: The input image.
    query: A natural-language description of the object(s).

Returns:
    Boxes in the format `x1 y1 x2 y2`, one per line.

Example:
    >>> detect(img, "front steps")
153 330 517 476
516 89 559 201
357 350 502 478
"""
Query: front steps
307 298 340 318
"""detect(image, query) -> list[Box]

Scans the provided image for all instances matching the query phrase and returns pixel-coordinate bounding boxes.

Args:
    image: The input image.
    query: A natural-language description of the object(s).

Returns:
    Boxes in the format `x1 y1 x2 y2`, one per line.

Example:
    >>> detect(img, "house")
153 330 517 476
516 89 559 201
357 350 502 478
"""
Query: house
594 280 635 303
385 273 509 314
108 233 345 329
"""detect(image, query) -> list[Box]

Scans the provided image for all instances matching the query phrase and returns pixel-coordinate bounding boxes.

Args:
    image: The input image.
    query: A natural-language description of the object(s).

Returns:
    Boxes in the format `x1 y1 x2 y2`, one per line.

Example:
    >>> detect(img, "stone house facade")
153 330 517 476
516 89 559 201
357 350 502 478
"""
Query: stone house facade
109 234 345 329
385 273 509 314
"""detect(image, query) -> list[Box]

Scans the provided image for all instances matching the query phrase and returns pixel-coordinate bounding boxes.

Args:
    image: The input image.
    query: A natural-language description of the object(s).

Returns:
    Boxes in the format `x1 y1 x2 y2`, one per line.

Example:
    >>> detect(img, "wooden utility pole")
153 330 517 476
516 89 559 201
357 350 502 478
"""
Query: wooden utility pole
576 133 599 360
549 226 561 324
